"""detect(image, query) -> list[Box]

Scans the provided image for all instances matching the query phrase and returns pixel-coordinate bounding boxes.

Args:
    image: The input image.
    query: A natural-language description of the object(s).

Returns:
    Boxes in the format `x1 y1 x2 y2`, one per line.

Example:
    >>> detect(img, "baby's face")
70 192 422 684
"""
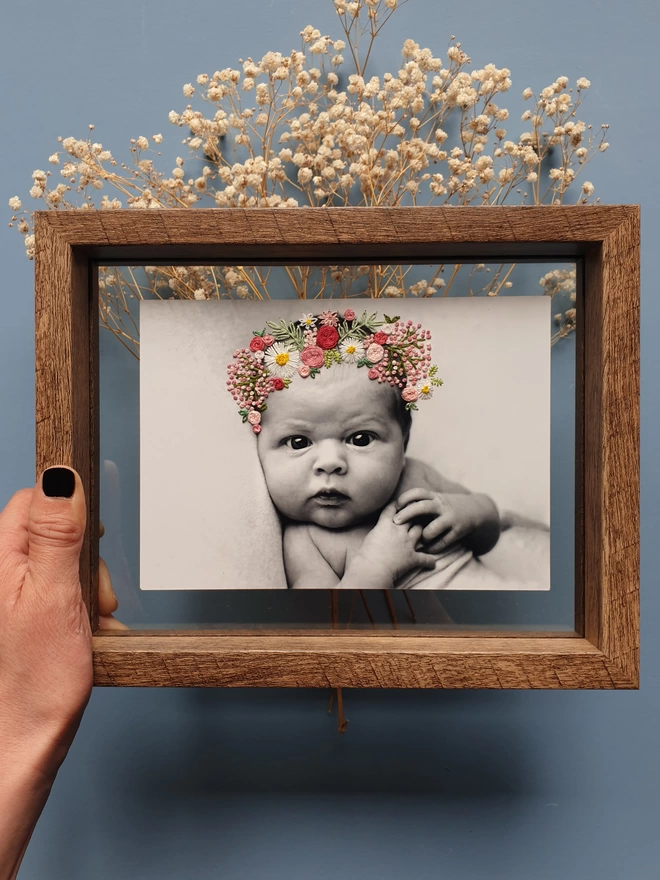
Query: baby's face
257 364 405 529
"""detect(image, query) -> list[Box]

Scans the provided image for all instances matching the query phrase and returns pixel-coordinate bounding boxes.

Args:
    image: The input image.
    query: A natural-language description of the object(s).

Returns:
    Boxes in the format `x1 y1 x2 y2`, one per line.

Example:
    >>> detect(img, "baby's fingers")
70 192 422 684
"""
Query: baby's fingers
422 516 453 542
393 499 440 525
396 487 435 510
423 531 457 554
413 550 438 569
378 501 399 522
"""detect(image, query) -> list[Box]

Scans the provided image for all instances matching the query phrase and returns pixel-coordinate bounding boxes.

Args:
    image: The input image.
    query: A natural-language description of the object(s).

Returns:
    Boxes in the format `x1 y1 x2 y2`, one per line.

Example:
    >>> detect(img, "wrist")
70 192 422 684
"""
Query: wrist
0 699 83 784
342 551 395 591
0 740 63 880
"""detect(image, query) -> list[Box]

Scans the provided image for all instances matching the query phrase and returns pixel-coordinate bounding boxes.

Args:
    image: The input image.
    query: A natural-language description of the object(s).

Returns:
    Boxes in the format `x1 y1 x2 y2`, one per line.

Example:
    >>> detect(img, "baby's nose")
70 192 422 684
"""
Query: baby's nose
313 440 347 475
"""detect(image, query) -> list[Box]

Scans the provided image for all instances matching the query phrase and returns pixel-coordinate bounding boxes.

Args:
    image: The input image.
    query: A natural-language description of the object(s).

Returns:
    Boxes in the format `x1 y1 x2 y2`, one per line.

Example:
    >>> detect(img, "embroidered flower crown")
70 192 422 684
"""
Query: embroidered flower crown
226 308 442 433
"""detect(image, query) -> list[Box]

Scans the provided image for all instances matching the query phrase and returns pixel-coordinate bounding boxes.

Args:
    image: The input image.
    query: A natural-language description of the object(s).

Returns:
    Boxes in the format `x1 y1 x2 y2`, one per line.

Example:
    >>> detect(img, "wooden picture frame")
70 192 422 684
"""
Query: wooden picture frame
34 205 640 689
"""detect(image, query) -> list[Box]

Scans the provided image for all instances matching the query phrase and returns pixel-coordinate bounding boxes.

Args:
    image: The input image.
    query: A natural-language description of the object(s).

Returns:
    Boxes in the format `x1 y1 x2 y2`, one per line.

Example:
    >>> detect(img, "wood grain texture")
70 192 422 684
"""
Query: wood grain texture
37 205 637 263
32 205 640 689
92 634 630 689
34 215 98 621
583 211 640 684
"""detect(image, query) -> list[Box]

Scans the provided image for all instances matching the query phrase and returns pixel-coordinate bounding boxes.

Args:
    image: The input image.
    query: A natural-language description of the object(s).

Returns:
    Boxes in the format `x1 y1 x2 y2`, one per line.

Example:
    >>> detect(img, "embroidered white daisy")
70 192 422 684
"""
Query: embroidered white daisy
300 312 317 328
264 343 300 378
416 380 434 400
339 336 365 364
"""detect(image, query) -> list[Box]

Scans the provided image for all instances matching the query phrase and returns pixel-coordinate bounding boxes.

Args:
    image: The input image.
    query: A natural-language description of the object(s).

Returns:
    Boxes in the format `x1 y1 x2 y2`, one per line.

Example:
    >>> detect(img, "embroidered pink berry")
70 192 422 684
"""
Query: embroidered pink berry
343 308 356 321
368 368 379 380
263 334 275 346
252 424 262 434
298 364 311 377
249 336 265 352
301 345 325 367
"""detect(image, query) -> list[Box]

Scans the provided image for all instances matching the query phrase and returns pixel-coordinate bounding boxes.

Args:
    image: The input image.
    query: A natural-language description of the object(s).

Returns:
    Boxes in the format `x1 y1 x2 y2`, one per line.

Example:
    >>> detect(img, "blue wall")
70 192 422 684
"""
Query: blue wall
2 1 658 877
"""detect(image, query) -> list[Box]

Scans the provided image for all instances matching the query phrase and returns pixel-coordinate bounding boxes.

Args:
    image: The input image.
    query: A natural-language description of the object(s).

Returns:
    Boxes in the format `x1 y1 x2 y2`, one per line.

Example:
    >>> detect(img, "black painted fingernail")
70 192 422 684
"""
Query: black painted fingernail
42 467 75 498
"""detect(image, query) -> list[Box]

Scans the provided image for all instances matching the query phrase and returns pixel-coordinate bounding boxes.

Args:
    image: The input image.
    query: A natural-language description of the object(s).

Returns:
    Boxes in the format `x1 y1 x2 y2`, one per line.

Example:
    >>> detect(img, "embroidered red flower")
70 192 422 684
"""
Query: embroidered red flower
271 377 285 390
301 345 325 367
373 331 388 345
249 336 266 352
316 326 339 350
343 308 356 321
262 334 275 346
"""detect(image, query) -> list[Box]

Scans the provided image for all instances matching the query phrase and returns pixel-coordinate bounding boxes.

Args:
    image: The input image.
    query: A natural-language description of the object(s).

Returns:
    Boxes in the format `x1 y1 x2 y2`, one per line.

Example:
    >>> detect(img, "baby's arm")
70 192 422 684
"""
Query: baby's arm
340 503 437 590
283 524 340 590
396 459 500 556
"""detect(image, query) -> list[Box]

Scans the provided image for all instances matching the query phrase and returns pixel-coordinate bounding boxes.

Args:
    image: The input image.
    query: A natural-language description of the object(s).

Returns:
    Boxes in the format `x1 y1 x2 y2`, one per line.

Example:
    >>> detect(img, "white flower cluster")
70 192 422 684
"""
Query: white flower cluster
10 0 605 349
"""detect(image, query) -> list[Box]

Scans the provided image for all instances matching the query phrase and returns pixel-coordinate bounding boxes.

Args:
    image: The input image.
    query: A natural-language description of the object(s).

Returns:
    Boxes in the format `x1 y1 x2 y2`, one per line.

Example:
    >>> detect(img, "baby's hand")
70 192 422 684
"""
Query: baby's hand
393 488 497 554
353 502 437 588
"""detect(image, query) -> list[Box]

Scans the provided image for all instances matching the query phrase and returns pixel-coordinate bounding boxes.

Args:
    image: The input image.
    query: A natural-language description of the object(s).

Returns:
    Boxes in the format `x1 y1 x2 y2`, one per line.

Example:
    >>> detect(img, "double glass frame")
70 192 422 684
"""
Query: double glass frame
34 205 640 689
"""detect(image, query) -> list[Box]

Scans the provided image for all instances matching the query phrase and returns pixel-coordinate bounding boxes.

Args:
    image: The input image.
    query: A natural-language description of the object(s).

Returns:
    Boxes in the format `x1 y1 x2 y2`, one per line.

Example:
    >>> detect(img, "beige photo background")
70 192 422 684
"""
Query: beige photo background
140 295 550 590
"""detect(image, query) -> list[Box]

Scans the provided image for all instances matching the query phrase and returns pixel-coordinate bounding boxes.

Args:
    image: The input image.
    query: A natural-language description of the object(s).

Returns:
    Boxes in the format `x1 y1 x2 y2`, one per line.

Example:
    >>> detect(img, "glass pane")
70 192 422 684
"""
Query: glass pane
99 260 576 631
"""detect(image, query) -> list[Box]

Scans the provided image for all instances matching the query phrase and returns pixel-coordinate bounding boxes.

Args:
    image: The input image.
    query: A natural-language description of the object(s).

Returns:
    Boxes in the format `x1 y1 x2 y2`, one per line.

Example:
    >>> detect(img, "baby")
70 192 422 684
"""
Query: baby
256 362 500 590
227 308 501 590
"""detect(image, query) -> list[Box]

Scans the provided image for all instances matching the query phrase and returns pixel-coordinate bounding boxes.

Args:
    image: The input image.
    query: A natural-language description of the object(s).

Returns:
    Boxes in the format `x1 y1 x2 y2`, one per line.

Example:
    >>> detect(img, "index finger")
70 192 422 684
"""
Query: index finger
0 487 33 565
396 487 435 509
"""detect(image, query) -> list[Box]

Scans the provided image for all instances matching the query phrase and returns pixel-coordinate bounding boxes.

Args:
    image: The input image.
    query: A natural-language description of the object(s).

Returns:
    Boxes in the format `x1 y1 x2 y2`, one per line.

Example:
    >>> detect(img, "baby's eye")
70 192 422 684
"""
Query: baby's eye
285 435 312 451
347 432 376 447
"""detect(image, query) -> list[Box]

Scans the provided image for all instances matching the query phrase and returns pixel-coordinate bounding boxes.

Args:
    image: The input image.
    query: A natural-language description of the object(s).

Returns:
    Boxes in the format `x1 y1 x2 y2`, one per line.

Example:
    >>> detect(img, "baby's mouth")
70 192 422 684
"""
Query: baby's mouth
312 489 350 506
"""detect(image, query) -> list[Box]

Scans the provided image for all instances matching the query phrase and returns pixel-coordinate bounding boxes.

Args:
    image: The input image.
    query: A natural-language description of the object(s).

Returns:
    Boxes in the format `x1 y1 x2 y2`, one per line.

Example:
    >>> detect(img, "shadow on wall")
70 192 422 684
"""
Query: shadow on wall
86 688 550 797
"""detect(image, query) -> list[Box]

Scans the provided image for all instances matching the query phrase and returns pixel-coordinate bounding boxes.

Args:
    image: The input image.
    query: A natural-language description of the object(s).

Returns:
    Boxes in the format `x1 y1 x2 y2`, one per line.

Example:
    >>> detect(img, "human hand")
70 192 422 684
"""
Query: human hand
350 502 437 589
0 466 120 879
393 488 500 555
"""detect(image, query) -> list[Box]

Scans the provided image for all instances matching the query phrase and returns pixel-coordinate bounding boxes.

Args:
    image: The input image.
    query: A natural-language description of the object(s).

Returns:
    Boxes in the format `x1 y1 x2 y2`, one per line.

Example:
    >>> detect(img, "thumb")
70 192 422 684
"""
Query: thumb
27 467 86 588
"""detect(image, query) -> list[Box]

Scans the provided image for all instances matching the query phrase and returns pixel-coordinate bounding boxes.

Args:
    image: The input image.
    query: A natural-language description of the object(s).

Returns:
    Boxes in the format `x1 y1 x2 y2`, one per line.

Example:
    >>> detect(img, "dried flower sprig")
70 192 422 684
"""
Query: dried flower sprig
8 0 606 354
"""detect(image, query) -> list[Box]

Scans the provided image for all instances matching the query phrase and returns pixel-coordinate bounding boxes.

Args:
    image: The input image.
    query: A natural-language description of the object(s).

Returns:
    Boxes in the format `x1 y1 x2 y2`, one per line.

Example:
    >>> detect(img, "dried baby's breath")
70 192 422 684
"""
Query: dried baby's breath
11 0 606 355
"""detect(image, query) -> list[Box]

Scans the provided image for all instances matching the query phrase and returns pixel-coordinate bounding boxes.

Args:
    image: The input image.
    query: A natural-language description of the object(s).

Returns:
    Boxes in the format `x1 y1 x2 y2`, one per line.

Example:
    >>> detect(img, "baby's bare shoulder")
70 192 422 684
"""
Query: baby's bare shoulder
398 457 445 490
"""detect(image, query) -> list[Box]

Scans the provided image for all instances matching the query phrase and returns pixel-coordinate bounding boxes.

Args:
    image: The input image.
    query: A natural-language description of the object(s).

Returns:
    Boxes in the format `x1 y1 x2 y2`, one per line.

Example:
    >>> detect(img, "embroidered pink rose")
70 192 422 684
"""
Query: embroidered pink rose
367 368 379 380
366 343 384 363
252 424 262 434
401 386 419 402
298 364 311 378
301 345 325 367
373 331 388 345
271 377 285 391
247 411 261 426
316 326 339 350
343 308 356 321
249 336 265 352
262 334 275 346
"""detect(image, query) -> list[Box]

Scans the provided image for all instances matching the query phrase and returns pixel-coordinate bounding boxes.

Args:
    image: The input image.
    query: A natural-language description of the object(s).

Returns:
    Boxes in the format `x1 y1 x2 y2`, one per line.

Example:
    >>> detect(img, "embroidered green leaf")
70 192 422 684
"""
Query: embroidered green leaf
404 402 419 412
266 319 304 349
431 377 443 386
429 364 438 377
356 357 373 368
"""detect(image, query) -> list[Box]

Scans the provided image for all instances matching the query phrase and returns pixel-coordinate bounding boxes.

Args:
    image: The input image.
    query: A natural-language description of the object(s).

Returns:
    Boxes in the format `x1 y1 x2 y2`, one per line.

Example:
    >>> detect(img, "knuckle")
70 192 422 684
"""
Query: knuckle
30 512 84 547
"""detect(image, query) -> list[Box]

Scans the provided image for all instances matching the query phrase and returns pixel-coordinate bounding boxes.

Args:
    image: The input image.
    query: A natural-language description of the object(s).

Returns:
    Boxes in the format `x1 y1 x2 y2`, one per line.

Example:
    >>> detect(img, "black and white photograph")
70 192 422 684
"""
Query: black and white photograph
140 295 550 590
